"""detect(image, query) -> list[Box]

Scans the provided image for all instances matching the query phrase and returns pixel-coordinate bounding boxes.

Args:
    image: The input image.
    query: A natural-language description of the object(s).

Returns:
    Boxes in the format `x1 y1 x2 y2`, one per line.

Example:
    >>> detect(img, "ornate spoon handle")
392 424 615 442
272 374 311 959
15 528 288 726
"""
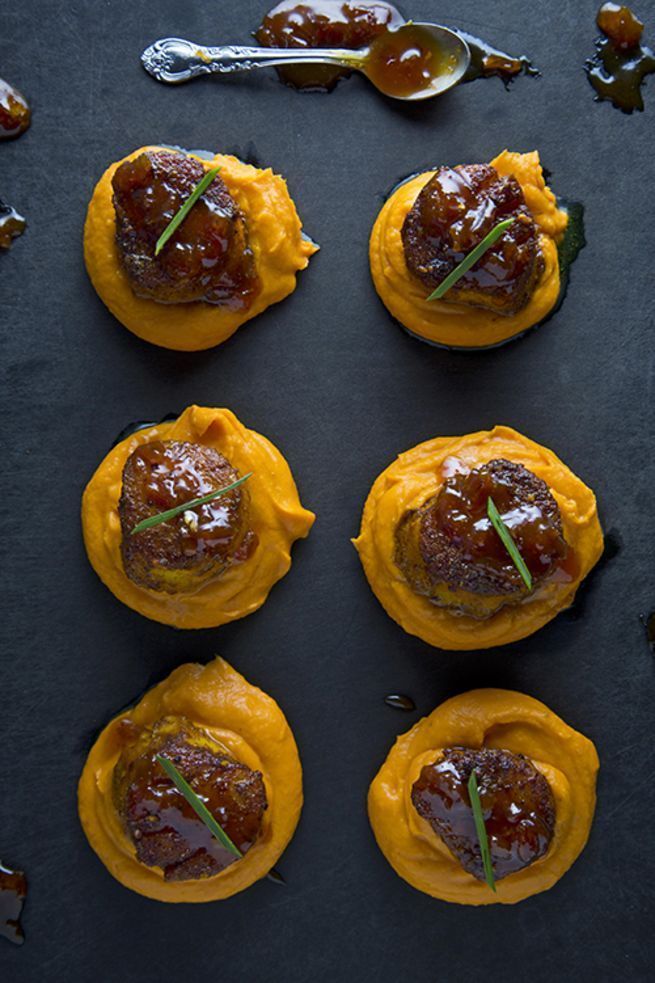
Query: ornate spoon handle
141 37 361 84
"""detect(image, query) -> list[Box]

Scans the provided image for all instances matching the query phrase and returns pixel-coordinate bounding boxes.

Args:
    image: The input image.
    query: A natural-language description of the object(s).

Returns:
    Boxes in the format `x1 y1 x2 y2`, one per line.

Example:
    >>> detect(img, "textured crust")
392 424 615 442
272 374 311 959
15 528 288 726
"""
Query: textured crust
353 426 603 650
119 440 249 594
114 719 267 881
395 459 563 608
82 406 315 629
84 146 317 351
368 689 599 905
411 746 556 881
112 151 259 308
402 164 544 315
78 658 303 902
369 150 568 348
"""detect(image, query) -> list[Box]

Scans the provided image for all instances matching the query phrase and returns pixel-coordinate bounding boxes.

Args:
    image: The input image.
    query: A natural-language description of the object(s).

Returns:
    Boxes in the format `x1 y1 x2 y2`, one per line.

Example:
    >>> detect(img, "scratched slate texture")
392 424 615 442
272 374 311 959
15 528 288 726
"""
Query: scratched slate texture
1 0 654 980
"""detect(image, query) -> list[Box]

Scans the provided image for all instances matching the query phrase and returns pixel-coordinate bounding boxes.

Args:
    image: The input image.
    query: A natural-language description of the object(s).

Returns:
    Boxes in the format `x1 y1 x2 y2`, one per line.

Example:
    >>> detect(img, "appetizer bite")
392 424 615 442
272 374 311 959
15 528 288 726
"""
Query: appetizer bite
82 405 314 628
84 146 317 350
368 689 599 905
353 426 603 650
370 150 574 348
78 657 302 902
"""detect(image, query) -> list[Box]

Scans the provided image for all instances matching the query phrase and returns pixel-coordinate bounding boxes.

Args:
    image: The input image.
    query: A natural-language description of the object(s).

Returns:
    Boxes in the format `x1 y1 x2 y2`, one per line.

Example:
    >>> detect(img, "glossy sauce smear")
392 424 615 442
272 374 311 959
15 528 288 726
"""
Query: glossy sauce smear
586 3 655 112
256 1 536 92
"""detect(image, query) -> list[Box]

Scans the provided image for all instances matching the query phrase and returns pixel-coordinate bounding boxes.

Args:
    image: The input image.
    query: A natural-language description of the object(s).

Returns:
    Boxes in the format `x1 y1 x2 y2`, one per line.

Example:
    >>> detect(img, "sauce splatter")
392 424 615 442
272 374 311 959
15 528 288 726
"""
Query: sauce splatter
0 862 26 946
384 693 416 711
0 198 26 250
586 3 655 112
0 79 31 139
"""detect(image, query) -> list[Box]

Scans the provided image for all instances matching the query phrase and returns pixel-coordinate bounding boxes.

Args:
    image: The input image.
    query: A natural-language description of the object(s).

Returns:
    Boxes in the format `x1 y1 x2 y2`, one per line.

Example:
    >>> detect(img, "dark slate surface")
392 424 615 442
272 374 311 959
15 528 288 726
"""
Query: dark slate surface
1 0 654 979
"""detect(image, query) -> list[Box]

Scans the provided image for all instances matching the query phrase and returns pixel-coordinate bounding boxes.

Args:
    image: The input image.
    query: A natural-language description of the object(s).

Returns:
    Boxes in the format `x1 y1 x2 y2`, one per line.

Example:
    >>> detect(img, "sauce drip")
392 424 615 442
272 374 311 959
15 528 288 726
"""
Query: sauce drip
585 3 655 112
0 198 26 250
0 79 31 139
458 31 539 85
256 2 537 92
384 693 416 711
0 862 26 946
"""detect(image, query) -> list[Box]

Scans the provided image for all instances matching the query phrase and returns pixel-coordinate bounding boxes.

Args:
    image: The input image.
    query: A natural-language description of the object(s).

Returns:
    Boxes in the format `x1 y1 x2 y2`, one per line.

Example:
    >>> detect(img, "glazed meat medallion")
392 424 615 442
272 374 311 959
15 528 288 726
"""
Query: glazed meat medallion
354 426 603 649
368 689 599 905
370 150 578 348
78 658 302 901
84 146 317 350
82 406 314 628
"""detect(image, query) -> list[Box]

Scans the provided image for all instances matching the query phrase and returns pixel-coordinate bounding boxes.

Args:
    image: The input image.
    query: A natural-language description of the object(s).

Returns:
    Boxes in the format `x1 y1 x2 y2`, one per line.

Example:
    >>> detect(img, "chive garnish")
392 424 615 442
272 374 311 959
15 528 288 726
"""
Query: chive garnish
156 754 242 858
130 472 252 537
467 769 496 893
487 495 533 590
156 753 285 885
154 166 221 256
426 218 516 301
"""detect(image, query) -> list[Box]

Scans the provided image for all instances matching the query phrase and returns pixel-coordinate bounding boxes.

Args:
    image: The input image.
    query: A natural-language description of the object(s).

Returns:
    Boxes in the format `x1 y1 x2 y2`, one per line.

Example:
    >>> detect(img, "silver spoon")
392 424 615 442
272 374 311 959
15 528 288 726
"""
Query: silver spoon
141 24 471 101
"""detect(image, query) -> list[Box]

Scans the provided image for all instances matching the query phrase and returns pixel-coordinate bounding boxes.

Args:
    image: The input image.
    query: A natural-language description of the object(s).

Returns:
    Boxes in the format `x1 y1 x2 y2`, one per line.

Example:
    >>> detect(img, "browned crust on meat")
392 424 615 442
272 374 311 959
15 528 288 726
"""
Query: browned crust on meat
401 163 544 316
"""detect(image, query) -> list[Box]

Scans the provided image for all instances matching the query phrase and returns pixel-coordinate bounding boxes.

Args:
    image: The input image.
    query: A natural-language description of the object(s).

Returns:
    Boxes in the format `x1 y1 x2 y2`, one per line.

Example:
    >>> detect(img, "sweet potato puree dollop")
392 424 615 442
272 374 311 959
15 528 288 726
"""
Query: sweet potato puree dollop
353 426 602 650
84 145 317 351
369 150 568 348
82 405 315 629
368 688 598 905
78 657 303 902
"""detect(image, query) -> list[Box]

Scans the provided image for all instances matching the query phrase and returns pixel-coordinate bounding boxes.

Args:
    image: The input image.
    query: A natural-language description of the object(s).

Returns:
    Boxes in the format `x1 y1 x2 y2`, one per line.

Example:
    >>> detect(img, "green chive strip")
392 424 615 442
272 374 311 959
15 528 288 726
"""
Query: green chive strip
130 472 252 537
467 769 496 893
156 753 285 885
487 495 533 591
154 166 221 256
156 754 242 858
426 218 516 301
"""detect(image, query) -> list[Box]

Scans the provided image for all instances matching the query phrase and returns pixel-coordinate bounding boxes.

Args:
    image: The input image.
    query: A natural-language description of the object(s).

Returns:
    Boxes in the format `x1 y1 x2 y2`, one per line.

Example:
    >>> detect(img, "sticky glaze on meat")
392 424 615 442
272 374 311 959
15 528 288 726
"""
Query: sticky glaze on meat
113 717 267 881
402 164 544 315
411 746 555 881
395 459 572 618
119 440 256 594
256 1 405 90
112 150 260 309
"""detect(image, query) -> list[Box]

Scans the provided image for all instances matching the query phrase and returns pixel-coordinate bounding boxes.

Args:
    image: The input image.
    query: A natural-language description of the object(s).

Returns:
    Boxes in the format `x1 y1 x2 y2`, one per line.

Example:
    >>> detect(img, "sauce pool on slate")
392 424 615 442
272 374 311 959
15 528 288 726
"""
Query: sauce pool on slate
585 3 655 112
384 693 416 711
458 30 538 85
256 1 537 92
0 79 31 139
0 198 26 250
0 862 27 946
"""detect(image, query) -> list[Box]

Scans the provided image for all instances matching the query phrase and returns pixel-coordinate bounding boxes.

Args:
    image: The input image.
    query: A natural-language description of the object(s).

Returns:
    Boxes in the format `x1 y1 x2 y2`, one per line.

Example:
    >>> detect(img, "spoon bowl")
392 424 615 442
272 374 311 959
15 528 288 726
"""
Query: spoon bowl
141 22 471 100
360 23 471 100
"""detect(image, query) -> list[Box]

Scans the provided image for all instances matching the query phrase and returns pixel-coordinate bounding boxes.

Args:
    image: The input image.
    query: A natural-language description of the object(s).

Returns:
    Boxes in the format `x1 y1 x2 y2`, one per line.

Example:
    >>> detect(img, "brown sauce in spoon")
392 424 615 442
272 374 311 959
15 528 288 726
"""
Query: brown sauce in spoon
0 79 31 139
0 862 27 945
256 2 537 91
585 3 655 112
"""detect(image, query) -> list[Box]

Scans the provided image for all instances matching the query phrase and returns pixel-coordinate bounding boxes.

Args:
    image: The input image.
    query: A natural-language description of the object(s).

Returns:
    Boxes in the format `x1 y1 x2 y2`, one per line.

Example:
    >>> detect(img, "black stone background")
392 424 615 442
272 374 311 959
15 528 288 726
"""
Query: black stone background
1 1 654 980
